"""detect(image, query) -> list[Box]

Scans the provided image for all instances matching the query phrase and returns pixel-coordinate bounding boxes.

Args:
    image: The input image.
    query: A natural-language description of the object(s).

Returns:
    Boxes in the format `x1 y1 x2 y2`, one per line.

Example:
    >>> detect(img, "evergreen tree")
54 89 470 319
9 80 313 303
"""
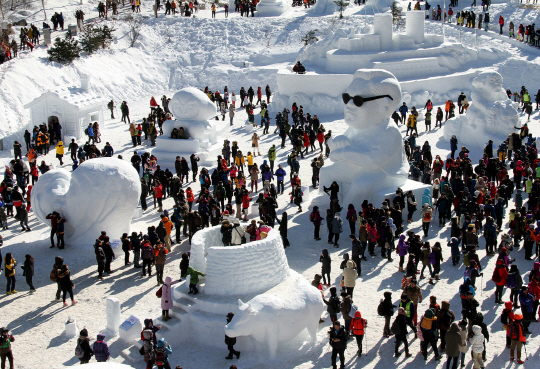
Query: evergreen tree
302 29 319 46
333 0 349 19
47 34 81 64
392 1 404 29
80 24 116 54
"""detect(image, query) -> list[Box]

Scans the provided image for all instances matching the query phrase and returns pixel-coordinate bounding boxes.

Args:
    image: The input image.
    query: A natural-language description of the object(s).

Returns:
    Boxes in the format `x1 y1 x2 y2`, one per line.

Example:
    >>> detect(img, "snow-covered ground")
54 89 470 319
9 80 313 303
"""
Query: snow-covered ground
1 0 540 368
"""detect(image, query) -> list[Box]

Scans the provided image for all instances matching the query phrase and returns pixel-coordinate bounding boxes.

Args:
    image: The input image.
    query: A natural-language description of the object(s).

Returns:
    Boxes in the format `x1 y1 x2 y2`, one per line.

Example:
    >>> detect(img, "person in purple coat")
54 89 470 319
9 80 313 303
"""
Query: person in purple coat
92 334 110 362
397 234 409 273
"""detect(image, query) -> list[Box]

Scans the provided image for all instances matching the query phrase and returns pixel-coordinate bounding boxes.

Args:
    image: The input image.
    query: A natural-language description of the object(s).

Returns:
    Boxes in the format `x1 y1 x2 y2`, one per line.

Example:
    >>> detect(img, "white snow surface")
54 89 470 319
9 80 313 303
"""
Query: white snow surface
1 0 540 368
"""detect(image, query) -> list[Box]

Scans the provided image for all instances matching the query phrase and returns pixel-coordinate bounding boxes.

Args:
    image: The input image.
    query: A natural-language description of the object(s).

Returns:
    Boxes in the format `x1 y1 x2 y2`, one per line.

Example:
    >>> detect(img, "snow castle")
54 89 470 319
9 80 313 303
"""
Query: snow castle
273 11 509 113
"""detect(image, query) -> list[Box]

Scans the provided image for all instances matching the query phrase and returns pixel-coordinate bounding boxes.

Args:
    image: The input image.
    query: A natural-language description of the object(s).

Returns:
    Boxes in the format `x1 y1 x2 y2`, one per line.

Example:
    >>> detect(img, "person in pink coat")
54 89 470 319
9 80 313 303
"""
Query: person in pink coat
161 276 174 321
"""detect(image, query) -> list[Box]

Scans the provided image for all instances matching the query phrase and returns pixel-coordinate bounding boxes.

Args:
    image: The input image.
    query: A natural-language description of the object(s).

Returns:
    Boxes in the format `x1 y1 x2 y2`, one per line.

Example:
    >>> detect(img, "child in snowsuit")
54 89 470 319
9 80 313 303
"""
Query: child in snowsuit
181 266 205 295
92 334 110 362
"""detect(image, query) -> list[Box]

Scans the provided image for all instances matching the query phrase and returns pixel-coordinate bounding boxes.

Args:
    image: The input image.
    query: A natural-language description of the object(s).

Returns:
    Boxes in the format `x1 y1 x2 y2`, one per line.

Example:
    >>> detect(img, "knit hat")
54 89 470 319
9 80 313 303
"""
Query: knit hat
514 314 523 320
425 309 435 319
80 328 88 337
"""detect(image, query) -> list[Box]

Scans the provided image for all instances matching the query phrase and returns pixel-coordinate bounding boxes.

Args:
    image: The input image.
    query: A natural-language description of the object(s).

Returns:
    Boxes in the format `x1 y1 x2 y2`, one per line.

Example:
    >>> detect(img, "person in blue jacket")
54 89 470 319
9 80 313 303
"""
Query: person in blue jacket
275 164 286 195
155 338 173 369
399 102 408 124
421 188 432 207
519 286 534 334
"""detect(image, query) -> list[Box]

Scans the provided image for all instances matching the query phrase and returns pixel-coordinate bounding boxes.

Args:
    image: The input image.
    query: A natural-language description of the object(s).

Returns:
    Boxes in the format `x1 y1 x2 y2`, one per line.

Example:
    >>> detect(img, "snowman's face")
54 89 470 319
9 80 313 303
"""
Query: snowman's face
343 78 393 129
176 97 200 120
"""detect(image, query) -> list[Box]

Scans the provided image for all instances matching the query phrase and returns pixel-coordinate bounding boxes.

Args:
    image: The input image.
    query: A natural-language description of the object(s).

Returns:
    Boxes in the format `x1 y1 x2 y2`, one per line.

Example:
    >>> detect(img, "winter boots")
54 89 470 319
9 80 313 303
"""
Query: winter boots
162 311 171 321
399 267 404 273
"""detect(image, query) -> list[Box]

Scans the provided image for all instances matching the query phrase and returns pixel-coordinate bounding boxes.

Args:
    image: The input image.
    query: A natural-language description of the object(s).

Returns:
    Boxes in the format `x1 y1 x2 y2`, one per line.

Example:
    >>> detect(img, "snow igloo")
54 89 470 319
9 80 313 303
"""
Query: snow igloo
157 225 324 359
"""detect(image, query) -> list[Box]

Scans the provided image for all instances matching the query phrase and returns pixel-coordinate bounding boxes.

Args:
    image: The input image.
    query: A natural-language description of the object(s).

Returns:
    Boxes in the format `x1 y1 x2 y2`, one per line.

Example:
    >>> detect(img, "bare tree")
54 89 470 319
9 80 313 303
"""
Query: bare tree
124 15 142 47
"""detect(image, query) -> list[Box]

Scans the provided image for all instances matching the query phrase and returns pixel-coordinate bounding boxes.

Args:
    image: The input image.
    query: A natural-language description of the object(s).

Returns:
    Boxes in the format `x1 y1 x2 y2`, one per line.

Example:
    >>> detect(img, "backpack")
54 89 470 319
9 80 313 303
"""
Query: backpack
155 348 166 366
428 252 436 265
75 340 85 359
50 268 58 282
506 274 517 289
84 127 89 136
377 301 385 316
501 310 510 326
390 318 401 336
424 212 432 222
463 253 470 267
492 268 502 284
309 212 315 222
464 267 473 279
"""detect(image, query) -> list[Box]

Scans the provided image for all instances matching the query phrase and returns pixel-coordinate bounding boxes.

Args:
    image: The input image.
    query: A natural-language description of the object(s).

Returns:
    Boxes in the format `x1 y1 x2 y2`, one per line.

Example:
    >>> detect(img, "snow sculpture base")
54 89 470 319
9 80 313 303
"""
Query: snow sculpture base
31 158 141 245
106 297 121 336
119 316 143 343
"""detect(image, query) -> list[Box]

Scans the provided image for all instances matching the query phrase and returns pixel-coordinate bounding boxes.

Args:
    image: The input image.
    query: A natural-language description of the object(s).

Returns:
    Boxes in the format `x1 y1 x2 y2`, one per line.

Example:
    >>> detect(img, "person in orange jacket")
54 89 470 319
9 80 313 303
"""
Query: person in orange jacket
186 187 195 211
26 148 37 164
349 311 367 357
161 215 174 251
509 314 526 364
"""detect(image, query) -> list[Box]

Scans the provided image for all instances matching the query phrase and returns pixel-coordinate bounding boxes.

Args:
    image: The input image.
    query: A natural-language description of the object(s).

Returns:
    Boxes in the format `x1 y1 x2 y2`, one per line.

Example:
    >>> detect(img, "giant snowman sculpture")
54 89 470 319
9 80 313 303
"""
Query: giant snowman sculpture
31 158 141 245
320 69 430 205
151 87 230 171
443 70 520 149
158 225 324 360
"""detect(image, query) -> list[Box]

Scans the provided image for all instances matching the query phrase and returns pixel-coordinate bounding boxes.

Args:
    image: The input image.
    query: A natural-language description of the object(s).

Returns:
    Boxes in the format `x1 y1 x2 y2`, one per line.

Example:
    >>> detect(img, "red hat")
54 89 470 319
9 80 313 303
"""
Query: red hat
514 314 523 320
501 247 507 253
223 210 229 215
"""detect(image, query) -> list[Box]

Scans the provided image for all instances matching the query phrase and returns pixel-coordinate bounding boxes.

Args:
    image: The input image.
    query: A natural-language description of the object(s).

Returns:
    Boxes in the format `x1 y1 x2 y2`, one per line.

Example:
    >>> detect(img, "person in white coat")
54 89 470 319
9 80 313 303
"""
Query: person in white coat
161 276 174 321
229 103 235 126
458 320 468 368
342 260 358 297
469 325 485 369
231 219 245 245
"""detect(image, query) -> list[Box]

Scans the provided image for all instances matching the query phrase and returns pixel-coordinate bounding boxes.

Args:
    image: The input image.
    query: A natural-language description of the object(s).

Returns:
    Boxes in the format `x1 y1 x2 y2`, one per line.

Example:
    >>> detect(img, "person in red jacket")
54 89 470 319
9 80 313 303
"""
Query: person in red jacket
502 301 515 348
349 311 367 357
303 132 310 156
509 314 526 364
256 87 262 105
150 96 158 110
499 15 504 35
494 259 509 304
154 180 164 212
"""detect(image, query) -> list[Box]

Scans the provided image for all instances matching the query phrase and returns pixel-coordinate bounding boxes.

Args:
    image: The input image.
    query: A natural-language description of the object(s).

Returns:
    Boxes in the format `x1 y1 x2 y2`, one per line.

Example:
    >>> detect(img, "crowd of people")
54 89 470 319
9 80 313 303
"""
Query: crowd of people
2 70 540 369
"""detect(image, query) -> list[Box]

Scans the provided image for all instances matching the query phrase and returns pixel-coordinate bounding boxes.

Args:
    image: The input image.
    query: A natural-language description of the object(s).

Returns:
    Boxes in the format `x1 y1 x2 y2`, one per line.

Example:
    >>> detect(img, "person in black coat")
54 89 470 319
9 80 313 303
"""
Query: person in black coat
275 212 289 247
380 291 396 337
130 232 143 268
394 308 412 357
77 328 93 364
101 236 115 273
94 240 106 279
320 248 331 286
225 312 241 359
140 178 148 211
190 154 199 182
329 321 348 369
121 233 131 265
22 254 35 292
323 287 340 323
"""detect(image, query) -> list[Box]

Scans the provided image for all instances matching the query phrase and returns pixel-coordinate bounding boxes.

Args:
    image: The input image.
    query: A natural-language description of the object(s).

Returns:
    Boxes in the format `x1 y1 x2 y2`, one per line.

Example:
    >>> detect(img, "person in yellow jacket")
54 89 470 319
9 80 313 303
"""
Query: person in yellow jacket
246 152 254 172
37 132 46 154
406 115 417 137
55 141 65 165
235 150 245 173
4 252 17 295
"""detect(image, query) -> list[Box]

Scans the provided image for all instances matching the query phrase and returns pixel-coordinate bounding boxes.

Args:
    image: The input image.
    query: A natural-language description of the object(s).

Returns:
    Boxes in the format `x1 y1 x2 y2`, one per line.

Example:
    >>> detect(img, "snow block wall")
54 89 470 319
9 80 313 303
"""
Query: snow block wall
190 226 290 296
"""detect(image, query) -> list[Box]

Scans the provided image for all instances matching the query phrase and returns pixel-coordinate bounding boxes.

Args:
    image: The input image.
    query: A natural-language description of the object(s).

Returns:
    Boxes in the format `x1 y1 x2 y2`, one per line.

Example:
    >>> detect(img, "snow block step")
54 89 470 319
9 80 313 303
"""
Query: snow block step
120 345 144 364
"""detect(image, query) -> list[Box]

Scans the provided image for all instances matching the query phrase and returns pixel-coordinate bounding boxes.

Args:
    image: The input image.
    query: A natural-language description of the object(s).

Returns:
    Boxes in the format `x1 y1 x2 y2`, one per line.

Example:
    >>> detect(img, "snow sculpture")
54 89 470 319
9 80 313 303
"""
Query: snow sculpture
152 87 230 169
106 297 121 335
190 225 289 295
256 0 291 16
31 158 141 245
320 69 409 205
65 316 78 338
224 271 324 360
443 71 519 148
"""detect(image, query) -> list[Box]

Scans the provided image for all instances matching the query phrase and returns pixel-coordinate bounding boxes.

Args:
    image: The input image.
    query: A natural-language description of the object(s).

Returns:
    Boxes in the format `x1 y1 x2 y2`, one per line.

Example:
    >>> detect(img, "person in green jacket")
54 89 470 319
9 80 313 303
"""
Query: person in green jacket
0 327 15 369
181 266 205 295
267 144 277 173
